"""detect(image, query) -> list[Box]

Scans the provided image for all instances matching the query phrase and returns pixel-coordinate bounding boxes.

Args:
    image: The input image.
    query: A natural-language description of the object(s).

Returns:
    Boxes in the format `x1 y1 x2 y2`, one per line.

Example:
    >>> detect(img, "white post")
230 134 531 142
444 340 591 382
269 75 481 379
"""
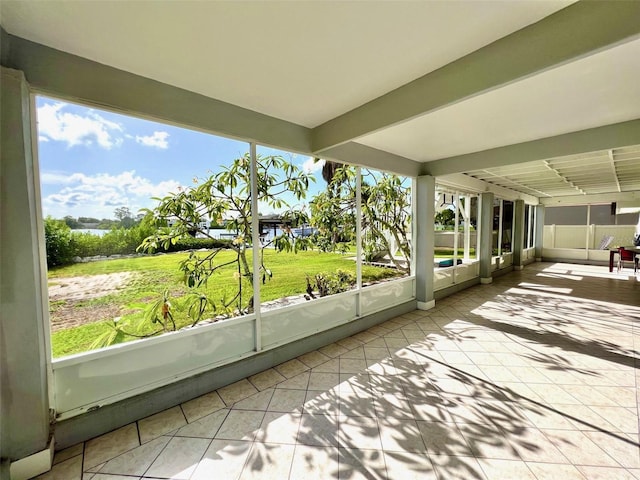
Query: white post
463 195 471 261
249 143 261 352
356 167 362 316
453 193 459 283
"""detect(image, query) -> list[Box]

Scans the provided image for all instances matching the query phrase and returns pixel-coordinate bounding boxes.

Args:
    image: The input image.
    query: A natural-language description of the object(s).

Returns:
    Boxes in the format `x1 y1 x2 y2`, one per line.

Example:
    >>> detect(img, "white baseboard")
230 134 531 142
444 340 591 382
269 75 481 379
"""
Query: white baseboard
417 300 435 310
9 437 54 480
480 277 493 284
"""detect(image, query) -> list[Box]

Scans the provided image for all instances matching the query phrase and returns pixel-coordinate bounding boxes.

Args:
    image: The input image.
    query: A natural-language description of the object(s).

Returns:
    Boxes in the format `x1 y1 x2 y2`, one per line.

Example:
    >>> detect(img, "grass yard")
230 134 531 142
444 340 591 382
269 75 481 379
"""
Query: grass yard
49 249 404 357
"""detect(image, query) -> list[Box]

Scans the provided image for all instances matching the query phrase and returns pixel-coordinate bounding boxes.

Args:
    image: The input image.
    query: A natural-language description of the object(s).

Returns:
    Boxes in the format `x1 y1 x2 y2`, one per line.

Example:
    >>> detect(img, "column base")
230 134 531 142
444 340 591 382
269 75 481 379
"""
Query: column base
514 265 524 271
10 437 54 480
480 277 493 284
417 300 436 310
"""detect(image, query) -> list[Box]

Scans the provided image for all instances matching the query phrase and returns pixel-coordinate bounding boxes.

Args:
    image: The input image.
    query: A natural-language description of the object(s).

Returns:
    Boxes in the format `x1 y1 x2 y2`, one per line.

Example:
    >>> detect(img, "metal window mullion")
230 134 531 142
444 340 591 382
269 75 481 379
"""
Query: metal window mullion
250 143 262 352
498 199 504 257
356 167 362 316
453 193 459 284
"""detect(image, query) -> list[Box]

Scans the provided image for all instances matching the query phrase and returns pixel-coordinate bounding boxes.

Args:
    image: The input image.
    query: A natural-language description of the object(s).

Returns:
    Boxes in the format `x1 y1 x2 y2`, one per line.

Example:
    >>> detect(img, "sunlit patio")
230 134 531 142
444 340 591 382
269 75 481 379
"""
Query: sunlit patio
39 262 640 480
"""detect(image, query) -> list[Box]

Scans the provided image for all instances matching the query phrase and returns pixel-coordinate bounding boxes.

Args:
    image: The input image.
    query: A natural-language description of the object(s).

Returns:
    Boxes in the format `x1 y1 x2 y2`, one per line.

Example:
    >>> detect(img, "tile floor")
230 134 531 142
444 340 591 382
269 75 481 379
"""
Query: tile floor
37 262 640 479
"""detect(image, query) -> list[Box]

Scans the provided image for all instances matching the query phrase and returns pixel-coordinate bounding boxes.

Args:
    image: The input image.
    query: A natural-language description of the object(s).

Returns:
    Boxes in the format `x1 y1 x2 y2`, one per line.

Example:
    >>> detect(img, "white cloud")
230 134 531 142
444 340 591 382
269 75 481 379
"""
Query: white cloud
41 170 182 219
136 131 169 149
302 157 324 174
37 102 124 149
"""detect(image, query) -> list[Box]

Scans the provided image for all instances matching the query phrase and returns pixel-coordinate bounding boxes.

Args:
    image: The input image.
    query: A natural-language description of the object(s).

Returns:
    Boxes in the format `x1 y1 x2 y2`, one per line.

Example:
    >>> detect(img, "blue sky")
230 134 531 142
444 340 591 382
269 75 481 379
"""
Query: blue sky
36 95 325 220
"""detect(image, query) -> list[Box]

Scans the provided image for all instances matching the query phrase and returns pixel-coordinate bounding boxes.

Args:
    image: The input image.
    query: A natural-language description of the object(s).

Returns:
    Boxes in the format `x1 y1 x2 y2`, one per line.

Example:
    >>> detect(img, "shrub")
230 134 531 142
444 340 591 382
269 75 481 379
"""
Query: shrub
307 269 356 297
44 217 77 267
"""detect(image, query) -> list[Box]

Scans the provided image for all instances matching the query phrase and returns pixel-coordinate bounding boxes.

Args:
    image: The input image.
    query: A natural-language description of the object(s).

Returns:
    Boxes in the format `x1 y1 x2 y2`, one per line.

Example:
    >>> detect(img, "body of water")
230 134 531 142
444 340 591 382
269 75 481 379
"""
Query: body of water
73 228 109 237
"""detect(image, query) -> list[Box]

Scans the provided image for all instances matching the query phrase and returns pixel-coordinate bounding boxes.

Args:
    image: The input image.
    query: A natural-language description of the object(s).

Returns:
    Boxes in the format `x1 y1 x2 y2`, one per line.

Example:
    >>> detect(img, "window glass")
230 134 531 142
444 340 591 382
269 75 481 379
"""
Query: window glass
36 95 250 357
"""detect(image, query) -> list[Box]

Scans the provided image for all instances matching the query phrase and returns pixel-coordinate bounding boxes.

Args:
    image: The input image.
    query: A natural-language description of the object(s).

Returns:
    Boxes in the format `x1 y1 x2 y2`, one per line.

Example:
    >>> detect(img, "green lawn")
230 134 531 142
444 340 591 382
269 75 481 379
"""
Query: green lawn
49 249 403 357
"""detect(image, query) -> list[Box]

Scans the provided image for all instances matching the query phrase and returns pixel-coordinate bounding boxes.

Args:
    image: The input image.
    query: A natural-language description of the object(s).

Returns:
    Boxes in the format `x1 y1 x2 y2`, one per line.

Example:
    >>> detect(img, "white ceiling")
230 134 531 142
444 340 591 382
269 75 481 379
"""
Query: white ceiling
356 38 640 162
0 0 572 127
1 0 639 201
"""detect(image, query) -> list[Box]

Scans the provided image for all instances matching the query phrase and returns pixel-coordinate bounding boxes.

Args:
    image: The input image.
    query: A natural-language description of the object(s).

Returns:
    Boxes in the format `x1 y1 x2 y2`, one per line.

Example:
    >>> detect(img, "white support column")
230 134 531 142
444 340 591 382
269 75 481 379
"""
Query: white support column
415 175 436 310
534 205 545 261
355 167 362 316
1 67 53 478
479 192 495 283
513 199 525 270
463 195 471 260
453 193 459 283
249 143 262 352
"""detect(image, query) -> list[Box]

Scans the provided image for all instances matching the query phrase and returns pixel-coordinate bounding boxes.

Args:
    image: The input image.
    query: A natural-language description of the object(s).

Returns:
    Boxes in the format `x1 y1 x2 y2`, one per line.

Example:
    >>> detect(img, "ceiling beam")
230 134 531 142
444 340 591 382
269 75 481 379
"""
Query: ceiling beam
542 160 584 195
1 30 312 154
540 191 640 206
436 173 539 204
319 142 421 177
608 149 622 193
422 119 640 177
311 1 640 153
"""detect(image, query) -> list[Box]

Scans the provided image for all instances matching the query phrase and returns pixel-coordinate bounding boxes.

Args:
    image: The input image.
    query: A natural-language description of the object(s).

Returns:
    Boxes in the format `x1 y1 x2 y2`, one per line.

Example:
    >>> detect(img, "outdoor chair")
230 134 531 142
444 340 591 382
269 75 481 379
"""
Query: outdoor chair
617 247 638 273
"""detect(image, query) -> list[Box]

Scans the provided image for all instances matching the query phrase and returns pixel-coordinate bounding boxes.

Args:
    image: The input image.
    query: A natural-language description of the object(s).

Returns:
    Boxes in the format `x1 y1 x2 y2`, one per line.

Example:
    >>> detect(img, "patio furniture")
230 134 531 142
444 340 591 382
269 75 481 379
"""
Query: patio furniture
617 247 638 273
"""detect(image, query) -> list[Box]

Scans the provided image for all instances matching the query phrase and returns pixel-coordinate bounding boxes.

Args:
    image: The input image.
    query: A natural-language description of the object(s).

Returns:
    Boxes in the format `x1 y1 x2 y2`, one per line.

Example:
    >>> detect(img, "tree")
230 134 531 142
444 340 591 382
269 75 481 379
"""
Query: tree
310 165 412 272
138 153 314 316
435 208 455 227
114 206 135 228
63 215 81 229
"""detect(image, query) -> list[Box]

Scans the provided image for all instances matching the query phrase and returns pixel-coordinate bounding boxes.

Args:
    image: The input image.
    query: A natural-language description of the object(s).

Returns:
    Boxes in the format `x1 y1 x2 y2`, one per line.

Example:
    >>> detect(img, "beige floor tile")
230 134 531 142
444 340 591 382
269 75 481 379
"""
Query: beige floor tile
289 445 339 480
145 436 210 479
338 448 387 480
383 450 438 480
35 454 82 480
311 358 340 373
267 388 306 413
138 406 186 444
240 442 295 479
457 422 522 460
174 408 229 439
233 388 274 411
84 423 139 469
190 439 252 480
430 453 487 480
248 368 286 391
180 390 225 423
319 343 349 358
256 412 302 444
544 429 620 467
298 350 331 368
378 418 426 453
510 427 570 464
339 346 366 360
276 371 310 390
308 371 340 391
336 338 364 351
89 474 140 480
304 389 340 415
576 465 638 480
416 420 472 456
338 415 382 450
584 431 640 468
477 458 537 479
339 358 367 374
297 413 340 447
525 462 587 480
215 409 264 441
218 379 259 406
97 435 170 477
274 359 309 378
52 443 83 465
